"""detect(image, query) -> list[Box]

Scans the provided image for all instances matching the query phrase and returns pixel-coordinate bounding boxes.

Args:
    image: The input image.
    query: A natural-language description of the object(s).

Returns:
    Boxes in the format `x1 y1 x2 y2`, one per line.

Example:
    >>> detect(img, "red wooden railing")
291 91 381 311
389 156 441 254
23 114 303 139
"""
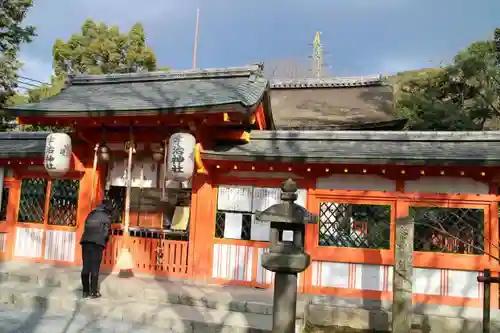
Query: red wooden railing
102 234 189 277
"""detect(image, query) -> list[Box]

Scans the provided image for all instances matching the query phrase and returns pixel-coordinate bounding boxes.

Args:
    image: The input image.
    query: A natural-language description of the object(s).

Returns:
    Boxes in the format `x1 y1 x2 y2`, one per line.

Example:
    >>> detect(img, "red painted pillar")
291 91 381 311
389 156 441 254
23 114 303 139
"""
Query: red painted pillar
188 173 216 281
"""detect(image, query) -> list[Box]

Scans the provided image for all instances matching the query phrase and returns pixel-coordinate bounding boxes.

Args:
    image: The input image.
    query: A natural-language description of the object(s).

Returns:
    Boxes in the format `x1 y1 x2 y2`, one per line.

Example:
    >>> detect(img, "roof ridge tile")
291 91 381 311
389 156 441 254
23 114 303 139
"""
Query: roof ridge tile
71 65 264 85
270 75 385 89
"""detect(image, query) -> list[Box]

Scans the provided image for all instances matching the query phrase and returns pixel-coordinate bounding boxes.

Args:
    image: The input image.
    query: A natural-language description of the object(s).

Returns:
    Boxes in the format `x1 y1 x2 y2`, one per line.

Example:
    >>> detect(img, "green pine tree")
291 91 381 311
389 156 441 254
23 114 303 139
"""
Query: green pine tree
0 0 36 130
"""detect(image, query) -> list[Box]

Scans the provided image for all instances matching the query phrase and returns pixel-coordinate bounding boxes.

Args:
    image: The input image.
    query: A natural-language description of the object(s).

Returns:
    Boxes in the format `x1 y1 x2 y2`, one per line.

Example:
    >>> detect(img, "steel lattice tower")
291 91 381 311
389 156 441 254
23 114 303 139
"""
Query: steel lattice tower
311 32 324 78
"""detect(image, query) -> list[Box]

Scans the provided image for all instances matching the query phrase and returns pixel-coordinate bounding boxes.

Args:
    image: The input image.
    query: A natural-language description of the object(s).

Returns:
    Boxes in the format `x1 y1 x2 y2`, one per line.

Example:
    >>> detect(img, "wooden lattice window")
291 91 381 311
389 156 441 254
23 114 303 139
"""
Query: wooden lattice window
411 206 484 255
104 186 126 224
18 178 48 223
48 179 80 226
18 178 80 226
318 202 391 250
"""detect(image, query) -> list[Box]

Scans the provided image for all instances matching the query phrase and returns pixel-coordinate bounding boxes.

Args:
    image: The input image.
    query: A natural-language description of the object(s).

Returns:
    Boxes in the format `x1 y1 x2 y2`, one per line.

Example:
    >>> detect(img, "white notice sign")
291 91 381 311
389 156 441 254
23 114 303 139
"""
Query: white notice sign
223 212 243 239
251 187 307 242
252 187 281 213
217 186 253 212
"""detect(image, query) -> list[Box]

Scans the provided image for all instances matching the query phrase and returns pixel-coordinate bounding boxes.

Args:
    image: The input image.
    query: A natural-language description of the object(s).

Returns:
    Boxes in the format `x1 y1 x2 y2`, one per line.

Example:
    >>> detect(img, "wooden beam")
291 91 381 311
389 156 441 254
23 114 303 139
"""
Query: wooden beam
18 111 246 128
195 143 208 174
79 128 250 144
255 104 267 130
212 130 250 143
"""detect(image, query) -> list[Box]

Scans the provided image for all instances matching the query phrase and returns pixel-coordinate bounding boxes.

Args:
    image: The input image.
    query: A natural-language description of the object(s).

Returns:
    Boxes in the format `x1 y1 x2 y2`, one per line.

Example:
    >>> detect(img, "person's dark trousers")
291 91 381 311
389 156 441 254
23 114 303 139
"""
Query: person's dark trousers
81 243 104 298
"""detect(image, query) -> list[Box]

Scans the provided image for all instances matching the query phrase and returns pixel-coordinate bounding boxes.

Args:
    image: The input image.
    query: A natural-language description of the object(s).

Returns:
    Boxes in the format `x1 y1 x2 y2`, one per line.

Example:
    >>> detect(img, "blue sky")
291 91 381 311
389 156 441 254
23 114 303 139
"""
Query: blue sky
19 0 499 83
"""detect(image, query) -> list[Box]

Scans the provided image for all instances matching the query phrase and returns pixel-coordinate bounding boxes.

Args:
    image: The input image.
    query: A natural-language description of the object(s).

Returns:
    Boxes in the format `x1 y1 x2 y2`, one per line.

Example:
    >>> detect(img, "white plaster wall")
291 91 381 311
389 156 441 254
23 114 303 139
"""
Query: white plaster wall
14 227 43 258
355 264 391 291
312 261 351 288
212 244 303 288
311 261 481 298
405 177 489 195
44 230 76 262
212 243 253 282
256 247 274 284
316 174 396 192
314 262 436 292
447 269 481 298
414 267 442 295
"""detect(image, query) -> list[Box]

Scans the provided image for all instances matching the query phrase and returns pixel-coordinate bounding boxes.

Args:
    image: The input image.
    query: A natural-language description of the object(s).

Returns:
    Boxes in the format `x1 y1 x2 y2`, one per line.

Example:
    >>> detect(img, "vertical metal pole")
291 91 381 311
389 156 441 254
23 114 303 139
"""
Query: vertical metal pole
123 141 133 235
89 143 99 208
483 269 491 333
272 272 297 333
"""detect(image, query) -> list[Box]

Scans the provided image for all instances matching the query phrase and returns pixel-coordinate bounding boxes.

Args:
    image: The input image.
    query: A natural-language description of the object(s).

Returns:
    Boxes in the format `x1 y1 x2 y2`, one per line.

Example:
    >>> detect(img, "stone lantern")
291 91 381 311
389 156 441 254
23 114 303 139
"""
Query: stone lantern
255 178 316 333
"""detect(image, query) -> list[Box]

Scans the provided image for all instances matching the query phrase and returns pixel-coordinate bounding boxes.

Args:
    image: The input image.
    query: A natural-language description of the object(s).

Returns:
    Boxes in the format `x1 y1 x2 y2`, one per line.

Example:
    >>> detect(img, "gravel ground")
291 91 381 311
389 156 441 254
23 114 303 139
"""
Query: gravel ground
0 305 173 333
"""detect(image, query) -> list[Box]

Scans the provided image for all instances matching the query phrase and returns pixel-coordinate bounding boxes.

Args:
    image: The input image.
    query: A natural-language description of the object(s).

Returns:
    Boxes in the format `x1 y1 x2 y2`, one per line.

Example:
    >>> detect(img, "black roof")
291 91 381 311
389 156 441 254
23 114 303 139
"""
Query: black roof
4 65 269 117
2 130 500 166
0 132 49 158
202 130 500 166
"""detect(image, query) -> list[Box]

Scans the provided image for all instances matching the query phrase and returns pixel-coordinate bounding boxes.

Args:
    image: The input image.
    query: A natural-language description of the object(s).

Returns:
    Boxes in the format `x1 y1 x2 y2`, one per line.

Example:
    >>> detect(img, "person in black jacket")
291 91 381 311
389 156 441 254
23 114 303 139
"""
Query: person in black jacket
80 200 112 299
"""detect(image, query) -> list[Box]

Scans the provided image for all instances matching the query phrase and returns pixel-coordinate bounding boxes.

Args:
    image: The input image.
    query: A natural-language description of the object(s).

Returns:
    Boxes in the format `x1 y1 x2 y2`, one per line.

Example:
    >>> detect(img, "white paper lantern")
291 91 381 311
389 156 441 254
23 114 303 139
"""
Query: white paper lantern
44 133 72 177
166 132 196 182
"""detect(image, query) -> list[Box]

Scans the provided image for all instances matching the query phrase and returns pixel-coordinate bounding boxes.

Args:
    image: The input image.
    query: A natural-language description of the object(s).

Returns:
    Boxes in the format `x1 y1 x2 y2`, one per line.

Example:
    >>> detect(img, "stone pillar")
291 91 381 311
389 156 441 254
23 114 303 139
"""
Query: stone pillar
392 216 414 333
273 272 299 332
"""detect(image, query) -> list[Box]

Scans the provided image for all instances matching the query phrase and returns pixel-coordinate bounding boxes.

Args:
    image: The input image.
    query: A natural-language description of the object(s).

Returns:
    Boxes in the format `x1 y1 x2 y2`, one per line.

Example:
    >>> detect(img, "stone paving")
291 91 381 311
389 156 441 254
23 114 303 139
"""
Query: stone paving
0 305 173 333
0 260 281 305
0 261 283 332
3 261 500 332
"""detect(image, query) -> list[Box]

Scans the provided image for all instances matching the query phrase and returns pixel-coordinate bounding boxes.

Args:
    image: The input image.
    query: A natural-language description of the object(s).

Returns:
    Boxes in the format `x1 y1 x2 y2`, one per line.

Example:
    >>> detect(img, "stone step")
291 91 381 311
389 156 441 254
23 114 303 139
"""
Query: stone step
0 261 308 319
0 261 305 332
0 281 291 333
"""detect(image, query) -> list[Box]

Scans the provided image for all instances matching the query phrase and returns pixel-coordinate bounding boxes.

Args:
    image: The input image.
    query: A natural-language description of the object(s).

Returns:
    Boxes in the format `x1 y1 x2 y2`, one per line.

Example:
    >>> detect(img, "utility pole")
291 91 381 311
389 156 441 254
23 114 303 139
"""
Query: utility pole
311 32 325 78
192 8 200 69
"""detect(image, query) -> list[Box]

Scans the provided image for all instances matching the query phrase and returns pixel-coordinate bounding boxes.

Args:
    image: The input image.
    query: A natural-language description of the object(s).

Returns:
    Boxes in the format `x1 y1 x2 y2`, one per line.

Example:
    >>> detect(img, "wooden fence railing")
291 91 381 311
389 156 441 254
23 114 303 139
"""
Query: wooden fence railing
102 234 189 277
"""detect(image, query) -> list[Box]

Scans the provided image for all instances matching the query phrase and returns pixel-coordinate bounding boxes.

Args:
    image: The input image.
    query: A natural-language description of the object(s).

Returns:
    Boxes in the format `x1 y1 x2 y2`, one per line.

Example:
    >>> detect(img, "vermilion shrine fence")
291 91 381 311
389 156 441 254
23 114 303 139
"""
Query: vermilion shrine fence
0 168 498 310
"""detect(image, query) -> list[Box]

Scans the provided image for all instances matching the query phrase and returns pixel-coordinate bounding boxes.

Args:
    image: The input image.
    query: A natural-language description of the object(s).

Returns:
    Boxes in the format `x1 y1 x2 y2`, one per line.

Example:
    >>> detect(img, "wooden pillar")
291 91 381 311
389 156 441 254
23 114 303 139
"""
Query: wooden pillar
74 163 104 265
303 187 318 294
488 202 499 309
3 179 20 260
188 173 216 281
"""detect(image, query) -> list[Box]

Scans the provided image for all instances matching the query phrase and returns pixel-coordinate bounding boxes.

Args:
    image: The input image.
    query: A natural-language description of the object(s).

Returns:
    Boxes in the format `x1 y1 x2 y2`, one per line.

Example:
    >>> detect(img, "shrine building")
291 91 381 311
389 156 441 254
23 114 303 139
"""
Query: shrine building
0 64 498 311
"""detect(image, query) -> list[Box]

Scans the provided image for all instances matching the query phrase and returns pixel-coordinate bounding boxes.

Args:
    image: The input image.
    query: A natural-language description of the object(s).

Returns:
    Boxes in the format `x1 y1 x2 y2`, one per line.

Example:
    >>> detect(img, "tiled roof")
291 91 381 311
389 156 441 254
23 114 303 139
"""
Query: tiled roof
268 76 397 130
2 130 499 165
4 65 269 117
0 132 49 158
202 130 500 166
